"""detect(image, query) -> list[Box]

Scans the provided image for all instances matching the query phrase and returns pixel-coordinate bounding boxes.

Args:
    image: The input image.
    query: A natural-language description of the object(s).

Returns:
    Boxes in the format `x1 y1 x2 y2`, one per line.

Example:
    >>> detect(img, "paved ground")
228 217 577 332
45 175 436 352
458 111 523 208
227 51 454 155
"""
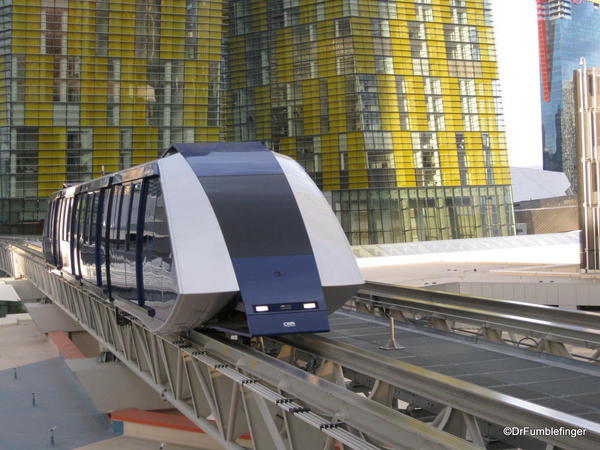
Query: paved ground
0 357 115 449
76 436 202 450
360 261 527 287
0 321 115 449
0 322 58 370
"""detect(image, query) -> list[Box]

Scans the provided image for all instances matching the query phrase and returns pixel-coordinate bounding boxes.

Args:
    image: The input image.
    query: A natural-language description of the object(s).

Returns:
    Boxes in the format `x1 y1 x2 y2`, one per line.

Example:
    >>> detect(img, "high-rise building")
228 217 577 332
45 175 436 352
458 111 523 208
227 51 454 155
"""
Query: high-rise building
574 65 600 270
0 0 514 244
537 0 600 189
0 0 228 233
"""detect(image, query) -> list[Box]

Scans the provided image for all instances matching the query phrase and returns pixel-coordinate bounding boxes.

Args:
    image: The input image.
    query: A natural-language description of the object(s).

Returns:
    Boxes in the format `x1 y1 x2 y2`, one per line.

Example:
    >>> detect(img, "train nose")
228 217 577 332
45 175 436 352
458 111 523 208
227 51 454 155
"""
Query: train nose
233 254 330 336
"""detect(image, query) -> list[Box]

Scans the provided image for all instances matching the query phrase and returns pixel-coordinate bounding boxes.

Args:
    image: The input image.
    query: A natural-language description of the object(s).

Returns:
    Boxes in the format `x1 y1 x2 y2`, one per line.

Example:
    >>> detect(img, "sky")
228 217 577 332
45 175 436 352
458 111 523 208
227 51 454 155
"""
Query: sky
490 0 543 168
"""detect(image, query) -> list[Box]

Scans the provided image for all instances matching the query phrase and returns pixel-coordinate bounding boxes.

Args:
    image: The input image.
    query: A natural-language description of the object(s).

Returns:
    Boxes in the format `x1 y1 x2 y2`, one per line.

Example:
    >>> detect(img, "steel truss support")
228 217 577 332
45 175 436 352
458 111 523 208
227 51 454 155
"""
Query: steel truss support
0 243 485 450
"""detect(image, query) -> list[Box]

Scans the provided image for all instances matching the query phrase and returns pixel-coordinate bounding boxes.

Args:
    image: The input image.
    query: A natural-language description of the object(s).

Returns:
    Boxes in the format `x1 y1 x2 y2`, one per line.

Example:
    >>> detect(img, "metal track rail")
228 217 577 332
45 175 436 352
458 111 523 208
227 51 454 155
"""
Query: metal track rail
277 333 600 450
355 281 600 352
0 241 481 449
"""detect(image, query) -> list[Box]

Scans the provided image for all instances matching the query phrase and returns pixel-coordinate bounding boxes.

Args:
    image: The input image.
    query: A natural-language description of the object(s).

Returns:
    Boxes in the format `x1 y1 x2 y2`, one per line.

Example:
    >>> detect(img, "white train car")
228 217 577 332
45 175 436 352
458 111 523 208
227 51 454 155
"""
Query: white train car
42 142 363 336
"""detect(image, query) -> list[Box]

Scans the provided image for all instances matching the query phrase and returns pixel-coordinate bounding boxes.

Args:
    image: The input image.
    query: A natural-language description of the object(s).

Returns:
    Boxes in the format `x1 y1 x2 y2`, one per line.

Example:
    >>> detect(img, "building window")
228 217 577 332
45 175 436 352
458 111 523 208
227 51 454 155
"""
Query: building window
232 88 255 140
208 61 221 127
316 1 325 21
107 59 120 125
146 61 163 126
425 78 444 131
365 131 394 169
412 132 442 187
66 129 93 183
232 0 249 35
460 79 479 131
320 79 329 134
12 127 38 197
294 42 317 80
411 41 428 59
456 133 469 185
283 0 299 27
415 4 433 22
335 18 351 38
378 1 397 20
120 129 132 170
96 0 109 56
296 136 321 174
343 0 358 16
52 57 66 102
396 76 410 130
451 7 468 24
135 0 161 59
41 0 67 55
356 74 381 131
337 55 355 75
372 19 390 38
12 55 25 102
375 56 394 74
67 57 80 103
482 133 494 184
412 58 429 76
185 0 198 58
408 22 426 40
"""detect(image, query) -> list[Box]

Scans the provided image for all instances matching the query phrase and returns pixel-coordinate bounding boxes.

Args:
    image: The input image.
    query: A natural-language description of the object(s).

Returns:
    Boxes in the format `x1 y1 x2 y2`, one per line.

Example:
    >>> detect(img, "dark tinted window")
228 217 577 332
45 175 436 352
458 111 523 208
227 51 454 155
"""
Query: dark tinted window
120 184 132 250
198 174 312 257
141 177 176 304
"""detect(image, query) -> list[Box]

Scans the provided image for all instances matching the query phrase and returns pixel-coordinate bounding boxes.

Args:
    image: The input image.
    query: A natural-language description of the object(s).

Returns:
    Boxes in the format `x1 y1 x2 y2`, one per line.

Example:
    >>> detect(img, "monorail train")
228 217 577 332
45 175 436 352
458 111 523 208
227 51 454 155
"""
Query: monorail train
42 142 363 336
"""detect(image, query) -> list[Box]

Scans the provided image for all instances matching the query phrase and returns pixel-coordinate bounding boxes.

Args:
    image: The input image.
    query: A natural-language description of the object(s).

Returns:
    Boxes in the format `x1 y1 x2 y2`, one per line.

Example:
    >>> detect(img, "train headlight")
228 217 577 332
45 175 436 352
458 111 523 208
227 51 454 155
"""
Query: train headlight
255 305 269 312
303 302 317 309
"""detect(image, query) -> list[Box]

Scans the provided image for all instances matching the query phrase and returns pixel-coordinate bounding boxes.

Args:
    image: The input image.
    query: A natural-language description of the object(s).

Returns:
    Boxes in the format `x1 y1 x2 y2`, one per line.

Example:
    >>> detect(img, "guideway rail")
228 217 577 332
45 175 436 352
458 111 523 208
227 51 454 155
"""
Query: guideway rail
0 240 481 449
277 333 600 450
355 281 600 350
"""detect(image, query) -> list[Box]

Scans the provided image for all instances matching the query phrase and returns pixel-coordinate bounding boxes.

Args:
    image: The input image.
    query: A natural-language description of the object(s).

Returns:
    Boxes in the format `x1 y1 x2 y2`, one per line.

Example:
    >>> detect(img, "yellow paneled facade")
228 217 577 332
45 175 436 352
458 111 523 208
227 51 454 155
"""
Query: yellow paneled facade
0 0 226 232
228 0 514 243
0 0 514 243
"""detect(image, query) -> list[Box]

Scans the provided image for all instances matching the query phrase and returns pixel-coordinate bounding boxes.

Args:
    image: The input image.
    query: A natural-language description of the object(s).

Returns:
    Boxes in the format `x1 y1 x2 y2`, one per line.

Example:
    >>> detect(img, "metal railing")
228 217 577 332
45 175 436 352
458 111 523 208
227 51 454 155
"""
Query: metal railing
352 281 600 358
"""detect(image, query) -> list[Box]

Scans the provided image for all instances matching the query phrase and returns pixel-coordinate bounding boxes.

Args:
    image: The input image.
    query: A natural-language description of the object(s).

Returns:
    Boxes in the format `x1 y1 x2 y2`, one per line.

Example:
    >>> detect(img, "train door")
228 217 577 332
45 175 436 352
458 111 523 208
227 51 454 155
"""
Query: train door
69 196 78 276
60 197 73 271
125 181 143 302
111 184 130 299
73 194 84 279
52 198 63 268
81 191 97 284
43 199 56 264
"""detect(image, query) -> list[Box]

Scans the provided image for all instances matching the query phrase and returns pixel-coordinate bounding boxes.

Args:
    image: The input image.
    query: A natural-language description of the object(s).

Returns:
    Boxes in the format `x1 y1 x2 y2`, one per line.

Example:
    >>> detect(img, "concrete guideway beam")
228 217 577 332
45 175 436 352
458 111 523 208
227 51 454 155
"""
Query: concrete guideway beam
277 333 600 450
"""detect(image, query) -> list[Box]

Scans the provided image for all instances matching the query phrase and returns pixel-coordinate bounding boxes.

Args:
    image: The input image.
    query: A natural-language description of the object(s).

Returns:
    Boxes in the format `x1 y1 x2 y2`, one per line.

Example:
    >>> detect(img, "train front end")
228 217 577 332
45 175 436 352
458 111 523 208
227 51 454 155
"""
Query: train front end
159 142 363 336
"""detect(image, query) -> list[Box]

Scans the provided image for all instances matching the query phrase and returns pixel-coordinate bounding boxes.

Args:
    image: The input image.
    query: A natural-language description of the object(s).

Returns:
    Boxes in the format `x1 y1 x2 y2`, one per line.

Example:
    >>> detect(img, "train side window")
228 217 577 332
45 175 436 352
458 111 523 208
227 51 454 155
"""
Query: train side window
124 182 142 301
115 186 124 246
128 183 142 250
56 198 63 241
141 177 176 303
110 185 122 243
101 188 110 245
120 184 132 250
65 198 72 241
61 198 68 241
89 192 98 244
82 193 91 242
141 178 159 302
